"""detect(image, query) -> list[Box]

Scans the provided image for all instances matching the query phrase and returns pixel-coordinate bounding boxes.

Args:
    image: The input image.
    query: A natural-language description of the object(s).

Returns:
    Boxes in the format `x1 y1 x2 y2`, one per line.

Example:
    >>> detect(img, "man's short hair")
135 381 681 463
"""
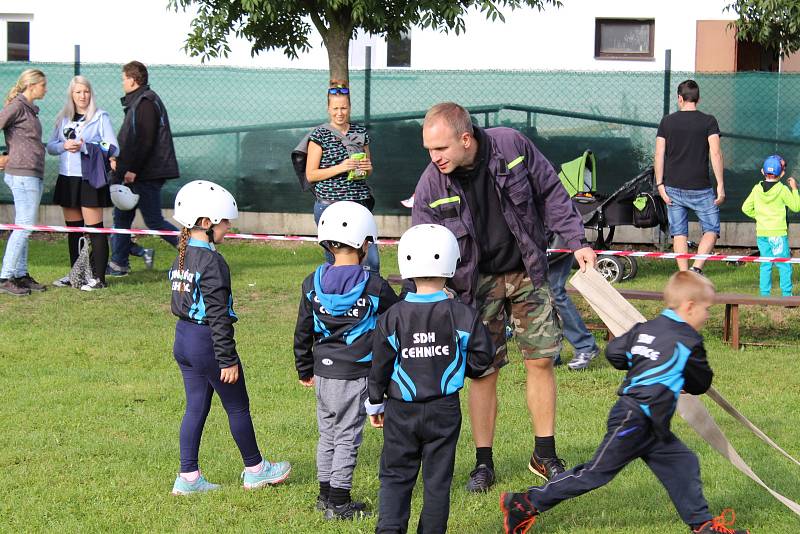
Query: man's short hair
424 102 474 137
663 271 715 309
677 79 700 103
123 61 149 86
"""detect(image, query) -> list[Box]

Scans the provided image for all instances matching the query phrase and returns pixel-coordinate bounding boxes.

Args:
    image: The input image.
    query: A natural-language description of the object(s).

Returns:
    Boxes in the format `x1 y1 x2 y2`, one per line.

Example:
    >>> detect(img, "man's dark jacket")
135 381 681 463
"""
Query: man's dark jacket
412 126 586 305
116 85 179 181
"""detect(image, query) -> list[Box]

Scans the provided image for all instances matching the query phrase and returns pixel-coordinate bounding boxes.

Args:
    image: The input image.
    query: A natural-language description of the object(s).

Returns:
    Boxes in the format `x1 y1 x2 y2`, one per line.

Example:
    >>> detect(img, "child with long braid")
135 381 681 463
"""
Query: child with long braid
168 180 291 494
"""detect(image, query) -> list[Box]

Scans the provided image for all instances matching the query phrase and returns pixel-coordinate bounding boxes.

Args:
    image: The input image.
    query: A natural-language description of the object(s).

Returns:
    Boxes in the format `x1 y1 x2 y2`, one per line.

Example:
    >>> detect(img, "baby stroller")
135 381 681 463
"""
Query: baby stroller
557 151 667 283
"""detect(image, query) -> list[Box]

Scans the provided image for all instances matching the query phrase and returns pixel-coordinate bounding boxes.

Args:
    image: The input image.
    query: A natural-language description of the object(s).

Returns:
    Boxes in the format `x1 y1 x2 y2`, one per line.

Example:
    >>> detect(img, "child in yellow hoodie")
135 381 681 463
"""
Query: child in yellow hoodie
741 154 800 296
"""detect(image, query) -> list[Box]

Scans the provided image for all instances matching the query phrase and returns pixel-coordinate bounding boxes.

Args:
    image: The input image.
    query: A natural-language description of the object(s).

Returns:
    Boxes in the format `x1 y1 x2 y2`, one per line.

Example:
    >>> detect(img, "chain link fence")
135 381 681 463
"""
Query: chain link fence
2 62 800 220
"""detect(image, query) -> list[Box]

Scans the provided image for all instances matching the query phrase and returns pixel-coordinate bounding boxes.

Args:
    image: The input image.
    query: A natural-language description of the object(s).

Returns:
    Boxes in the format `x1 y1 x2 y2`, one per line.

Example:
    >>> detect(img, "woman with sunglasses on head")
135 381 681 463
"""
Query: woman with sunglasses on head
46 76 119 291
305 81 379 273
0 69 48 297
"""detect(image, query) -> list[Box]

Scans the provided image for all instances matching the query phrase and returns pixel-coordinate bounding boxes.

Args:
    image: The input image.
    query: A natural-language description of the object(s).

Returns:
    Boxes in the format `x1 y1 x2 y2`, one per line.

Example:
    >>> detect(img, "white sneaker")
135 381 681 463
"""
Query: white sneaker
80 278 107 292
53 275 71 287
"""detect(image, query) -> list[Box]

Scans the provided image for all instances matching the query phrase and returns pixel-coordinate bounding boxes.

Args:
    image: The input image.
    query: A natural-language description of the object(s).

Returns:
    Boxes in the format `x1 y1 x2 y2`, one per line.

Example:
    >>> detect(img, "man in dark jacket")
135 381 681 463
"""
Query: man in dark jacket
412 102 595 492
107 61 180 276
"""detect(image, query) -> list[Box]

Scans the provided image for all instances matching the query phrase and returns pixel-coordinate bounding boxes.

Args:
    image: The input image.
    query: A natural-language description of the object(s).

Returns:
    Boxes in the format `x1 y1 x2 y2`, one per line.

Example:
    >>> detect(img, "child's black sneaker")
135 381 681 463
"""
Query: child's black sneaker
322 500 369 520
692 509 749 533
500 492 538 534
528 452 566 481
315 494 329 512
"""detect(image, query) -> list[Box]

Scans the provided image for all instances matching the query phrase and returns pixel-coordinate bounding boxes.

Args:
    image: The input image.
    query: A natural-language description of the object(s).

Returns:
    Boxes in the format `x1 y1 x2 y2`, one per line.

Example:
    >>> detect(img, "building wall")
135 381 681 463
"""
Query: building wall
2 0 731 71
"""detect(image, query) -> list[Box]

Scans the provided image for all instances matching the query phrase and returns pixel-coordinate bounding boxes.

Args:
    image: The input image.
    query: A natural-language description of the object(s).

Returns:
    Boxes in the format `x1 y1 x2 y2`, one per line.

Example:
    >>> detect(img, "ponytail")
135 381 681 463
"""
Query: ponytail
5 69 46 106
177 227 190 272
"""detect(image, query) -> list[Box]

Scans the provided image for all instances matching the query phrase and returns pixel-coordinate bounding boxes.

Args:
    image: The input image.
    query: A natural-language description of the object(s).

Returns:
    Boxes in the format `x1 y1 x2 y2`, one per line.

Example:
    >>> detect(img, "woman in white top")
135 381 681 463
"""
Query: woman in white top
46 76 119 290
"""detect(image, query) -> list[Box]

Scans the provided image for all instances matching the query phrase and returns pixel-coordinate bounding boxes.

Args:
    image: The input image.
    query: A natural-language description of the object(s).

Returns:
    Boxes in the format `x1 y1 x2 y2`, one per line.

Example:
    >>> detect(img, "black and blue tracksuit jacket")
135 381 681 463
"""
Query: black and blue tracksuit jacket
294 265 399 381
606 308 714 440
368 291 494 405
169 239 239 368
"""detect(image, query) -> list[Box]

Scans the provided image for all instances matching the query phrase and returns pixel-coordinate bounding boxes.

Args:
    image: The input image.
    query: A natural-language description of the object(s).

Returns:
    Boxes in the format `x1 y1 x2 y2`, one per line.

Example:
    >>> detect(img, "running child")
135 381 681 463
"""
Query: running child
169 180 290 495
293 200 398 519
366 224 494 534
500 271 750 534
741 154 800 296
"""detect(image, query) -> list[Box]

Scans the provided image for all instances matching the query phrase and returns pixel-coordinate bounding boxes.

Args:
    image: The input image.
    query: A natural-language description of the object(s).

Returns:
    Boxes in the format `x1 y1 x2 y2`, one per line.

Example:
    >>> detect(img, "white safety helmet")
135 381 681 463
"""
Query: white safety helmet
317 200 378 250
173 180 238 229
398 224 460 279
110 184 140 211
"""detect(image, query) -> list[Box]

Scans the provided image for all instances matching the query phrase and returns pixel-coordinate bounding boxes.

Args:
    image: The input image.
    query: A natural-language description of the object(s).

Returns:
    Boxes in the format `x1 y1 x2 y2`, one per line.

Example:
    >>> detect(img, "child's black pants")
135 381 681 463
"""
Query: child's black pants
376 394 461 534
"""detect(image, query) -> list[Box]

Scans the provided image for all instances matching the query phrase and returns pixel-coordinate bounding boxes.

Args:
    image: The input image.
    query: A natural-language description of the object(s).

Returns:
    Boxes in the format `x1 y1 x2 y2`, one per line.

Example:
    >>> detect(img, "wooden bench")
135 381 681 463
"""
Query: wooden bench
567 287 800 350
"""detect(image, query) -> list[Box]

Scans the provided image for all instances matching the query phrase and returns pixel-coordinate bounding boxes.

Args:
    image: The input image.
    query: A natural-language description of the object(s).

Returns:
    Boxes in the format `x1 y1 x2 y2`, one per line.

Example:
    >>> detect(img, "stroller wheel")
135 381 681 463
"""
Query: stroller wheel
597 255 625 284
620 256 638 281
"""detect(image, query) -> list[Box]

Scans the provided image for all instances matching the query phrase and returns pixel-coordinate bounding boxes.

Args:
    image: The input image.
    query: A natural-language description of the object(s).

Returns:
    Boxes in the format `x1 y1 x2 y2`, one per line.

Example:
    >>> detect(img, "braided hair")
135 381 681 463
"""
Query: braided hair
177 227 190 272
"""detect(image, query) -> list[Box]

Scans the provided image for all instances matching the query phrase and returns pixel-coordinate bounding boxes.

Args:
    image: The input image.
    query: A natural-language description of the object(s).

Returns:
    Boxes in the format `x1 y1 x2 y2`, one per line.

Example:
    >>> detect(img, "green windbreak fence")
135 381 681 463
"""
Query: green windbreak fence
2 62 800 221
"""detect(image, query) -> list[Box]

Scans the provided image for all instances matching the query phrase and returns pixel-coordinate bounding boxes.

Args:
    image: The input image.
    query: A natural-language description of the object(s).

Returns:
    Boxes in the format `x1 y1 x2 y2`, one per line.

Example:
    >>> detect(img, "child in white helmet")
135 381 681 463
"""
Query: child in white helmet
293 200 398 519
168 180 290 495
366 224 494 534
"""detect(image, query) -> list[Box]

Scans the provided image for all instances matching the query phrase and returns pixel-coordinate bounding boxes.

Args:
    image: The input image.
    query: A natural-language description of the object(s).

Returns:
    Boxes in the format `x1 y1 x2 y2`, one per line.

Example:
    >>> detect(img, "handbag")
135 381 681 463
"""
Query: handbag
69 237 95 288
632 192 667 229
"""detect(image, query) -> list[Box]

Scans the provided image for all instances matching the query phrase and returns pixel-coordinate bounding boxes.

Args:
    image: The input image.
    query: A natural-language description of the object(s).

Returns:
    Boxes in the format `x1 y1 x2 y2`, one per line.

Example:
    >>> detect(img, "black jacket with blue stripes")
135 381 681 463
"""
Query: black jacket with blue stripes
294 267 399 380
369 291 494 404
169 240 239 368
606 309 714 440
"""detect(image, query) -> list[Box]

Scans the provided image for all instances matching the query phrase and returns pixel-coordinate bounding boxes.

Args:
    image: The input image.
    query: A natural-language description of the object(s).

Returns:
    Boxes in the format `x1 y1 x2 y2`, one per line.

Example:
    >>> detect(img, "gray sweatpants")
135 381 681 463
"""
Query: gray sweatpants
315 375 368 489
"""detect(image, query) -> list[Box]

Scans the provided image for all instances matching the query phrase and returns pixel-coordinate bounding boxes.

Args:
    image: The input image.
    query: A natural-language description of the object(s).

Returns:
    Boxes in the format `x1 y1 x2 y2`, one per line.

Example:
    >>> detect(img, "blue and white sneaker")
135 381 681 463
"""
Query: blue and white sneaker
241 459 291 489
171 473 221 496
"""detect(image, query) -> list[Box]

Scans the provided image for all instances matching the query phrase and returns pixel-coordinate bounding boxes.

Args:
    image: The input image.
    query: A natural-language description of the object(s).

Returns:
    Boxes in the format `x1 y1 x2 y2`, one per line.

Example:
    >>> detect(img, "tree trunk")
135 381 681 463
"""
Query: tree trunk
325 25 351 85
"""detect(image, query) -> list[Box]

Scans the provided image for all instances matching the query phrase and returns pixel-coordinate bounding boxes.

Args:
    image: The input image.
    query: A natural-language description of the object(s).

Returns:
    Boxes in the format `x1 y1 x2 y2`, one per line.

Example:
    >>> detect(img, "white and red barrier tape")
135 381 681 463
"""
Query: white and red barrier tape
1 223 797 264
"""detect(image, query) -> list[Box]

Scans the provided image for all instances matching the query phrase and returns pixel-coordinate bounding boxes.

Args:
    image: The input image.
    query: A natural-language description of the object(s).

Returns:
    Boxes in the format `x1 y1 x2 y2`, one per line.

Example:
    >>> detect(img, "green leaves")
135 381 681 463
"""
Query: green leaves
168 0 561 79
726 0 800 57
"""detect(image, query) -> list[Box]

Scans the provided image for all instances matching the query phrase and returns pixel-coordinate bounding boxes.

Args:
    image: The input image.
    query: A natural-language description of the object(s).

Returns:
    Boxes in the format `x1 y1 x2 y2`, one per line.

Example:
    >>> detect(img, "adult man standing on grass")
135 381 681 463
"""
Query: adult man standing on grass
107 61 180 277
655 79 725 276
411 102 595 492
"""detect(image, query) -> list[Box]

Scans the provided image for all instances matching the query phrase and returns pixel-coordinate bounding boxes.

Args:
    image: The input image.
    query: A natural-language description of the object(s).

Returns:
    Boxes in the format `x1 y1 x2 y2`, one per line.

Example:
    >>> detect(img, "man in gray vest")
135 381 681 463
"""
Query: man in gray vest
107 61 180 276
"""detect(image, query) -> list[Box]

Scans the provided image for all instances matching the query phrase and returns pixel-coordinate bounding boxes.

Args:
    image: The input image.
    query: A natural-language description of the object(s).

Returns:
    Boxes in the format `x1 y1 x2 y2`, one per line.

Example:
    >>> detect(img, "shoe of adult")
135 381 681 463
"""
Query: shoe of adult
14 274 46 292
466 463 496 492
53 274 71 287
0 278 30 296
142 248 155 270
567 349 599 371
106 261 129 277
528 452 566 482
80 278 107 292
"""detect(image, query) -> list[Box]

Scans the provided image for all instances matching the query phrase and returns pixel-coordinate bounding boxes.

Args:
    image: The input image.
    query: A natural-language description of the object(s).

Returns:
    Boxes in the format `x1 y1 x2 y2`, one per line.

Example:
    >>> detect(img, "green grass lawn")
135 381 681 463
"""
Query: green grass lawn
1 236 799 533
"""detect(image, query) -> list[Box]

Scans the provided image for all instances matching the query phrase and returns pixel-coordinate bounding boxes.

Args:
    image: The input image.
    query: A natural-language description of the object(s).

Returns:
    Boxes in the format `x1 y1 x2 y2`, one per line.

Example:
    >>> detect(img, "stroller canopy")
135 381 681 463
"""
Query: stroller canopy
558 150 596 198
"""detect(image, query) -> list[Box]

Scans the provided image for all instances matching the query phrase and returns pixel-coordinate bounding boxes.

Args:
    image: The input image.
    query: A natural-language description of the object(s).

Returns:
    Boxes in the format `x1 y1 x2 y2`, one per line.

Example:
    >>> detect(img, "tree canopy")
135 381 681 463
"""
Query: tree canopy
726 0 800 58
169 0 562 81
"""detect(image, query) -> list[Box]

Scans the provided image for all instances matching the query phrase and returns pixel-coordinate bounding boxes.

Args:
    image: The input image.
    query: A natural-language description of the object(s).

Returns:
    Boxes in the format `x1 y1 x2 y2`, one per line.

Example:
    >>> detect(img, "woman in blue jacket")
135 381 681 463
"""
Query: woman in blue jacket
47 76 118 291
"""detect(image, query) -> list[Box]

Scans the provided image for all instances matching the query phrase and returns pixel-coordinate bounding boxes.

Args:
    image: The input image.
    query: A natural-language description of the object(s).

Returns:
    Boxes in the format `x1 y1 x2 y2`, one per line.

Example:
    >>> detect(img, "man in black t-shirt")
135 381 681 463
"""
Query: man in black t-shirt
655 80 725 275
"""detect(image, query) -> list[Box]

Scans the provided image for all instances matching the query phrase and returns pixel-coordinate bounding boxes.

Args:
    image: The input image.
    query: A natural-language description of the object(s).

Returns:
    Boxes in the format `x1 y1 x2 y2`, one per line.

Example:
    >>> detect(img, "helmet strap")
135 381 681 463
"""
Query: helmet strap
206 224 217 244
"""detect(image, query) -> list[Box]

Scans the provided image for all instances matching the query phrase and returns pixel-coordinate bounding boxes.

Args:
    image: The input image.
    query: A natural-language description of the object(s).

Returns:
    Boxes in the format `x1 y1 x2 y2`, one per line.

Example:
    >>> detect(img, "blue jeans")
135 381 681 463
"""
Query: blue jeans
665 186 720 237
547 252 599 355
1 174 43 279
757 235 793 296
313 199 380 273
111 180 178 268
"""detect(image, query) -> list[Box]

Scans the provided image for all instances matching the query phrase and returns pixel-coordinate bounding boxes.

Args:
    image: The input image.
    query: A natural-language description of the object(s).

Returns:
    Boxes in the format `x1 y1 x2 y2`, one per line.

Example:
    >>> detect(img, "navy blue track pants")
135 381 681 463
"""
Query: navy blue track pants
173 320 263 472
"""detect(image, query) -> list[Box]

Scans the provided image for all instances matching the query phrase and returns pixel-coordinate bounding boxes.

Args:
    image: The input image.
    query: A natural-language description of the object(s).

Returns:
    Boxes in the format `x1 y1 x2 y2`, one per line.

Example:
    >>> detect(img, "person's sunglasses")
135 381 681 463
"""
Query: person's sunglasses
328 87 350 95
